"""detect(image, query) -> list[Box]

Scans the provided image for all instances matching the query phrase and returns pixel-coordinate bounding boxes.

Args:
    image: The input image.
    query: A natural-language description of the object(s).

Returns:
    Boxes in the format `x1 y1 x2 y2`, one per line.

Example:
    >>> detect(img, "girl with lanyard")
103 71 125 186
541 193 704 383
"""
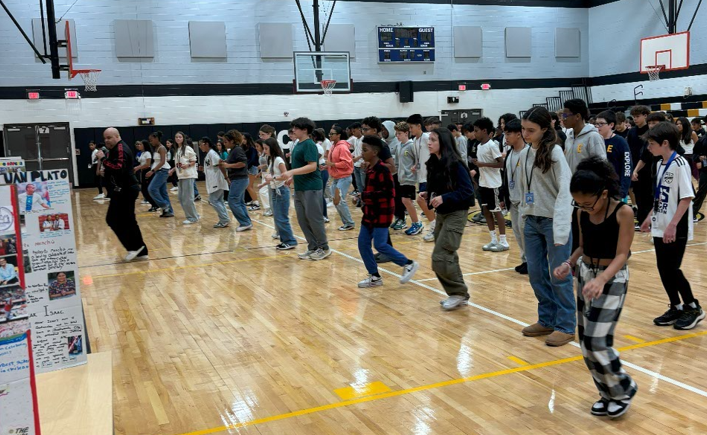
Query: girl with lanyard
423 129 474 311
499 119 529 274
517 107 575 347
554 157 637 419
641 122 704 330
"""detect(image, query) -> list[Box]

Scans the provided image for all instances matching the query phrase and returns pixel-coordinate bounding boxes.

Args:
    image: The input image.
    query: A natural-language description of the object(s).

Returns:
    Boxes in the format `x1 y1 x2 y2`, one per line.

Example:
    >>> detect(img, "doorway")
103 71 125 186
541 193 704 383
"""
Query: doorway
2 123 74 184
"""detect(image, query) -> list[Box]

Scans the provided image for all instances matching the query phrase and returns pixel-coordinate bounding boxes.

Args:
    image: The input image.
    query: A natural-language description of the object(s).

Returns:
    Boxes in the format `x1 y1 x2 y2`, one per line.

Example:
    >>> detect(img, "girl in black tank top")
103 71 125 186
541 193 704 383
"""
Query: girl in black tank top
553 157 638 419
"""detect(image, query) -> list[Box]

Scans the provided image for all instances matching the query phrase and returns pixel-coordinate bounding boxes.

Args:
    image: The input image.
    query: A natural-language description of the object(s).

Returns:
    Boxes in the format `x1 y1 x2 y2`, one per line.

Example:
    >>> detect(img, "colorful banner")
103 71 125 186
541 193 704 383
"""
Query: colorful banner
0 170 86 373
0 185 28 338
0 331 41 435
0 158 25 175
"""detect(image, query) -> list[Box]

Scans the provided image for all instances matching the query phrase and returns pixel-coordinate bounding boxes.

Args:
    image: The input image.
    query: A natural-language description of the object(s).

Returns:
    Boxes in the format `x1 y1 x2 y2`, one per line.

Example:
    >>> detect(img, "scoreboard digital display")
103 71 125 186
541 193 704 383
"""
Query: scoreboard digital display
378 26 435 63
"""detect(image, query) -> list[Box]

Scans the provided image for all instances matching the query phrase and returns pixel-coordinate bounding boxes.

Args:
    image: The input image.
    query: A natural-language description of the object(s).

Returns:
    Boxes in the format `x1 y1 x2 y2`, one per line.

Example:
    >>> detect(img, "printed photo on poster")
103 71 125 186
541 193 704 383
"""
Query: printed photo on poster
0 205 14 234
67 335 83 356
0 235 17 256
0 286 27 323
47 271 76 301
16 181 51 214
0 255 19 287
39 213 70 233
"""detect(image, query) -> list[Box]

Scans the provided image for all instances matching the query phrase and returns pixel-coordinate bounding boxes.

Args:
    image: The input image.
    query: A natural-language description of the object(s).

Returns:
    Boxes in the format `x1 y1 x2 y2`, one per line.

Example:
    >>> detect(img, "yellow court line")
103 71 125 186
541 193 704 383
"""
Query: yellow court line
175 330 707 435
83 253 292 280
507 356 530 366
624 335 646 344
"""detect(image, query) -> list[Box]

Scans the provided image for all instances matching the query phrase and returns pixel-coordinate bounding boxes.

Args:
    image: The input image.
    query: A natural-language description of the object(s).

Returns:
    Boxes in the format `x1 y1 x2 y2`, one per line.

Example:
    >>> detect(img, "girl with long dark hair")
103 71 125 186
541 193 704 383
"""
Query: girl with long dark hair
518 107 574 346
422 128 474 310
133 140 158 211
243 133 261 210
554 156 637 418
676 116 699 179
199 137 230 228
146 131 174 217
172 131 200 224
219 130 252 231
165 139 178 190
261 138 298 250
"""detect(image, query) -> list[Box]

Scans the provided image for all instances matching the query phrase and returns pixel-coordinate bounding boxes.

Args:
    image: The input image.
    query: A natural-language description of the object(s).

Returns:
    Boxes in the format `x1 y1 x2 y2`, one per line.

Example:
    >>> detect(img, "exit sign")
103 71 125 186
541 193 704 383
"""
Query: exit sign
65 90 80 99
458 84 467 91
481 83 491 91
27 90 40 100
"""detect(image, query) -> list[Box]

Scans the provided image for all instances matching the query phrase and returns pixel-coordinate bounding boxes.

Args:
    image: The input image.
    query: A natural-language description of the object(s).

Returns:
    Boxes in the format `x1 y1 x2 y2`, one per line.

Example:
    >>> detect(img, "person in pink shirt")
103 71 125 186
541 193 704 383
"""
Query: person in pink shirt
326 125 356 231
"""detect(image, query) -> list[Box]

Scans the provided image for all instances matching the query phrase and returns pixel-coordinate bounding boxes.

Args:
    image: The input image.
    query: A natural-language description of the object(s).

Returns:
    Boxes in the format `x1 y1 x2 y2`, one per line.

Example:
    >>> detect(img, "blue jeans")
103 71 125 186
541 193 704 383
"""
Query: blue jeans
194 182 199 197
331 176 354 226
320 168 329 218
271 186 297 246
208 190 229 224
228 178 251 227
353 166 366 192
358 225 409 275
524 216 576 335
148 169 172 212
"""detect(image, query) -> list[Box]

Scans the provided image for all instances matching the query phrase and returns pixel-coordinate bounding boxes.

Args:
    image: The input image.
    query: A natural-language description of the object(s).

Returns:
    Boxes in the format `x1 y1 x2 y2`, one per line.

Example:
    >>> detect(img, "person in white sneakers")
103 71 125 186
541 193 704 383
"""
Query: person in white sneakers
407 114 436 242
90 141 107 200
500 119 529 273
472 117 509 252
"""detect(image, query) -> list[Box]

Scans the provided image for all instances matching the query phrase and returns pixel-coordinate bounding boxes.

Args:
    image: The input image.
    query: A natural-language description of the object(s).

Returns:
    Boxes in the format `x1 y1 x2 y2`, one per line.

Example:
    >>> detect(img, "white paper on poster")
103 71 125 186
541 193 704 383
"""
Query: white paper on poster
31 303 86 372
0 332 38 435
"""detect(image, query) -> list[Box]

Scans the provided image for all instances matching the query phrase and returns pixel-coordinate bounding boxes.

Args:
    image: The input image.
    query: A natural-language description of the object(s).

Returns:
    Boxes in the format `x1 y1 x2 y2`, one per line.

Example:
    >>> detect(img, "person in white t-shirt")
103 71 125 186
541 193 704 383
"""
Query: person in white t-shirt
18 183 49 213
313 129 330 223
640 122 704 330
171 132 200 224
348 123 364 201
407 114 436 242
199 137 230 228
261 138 298 250
472 117 508 252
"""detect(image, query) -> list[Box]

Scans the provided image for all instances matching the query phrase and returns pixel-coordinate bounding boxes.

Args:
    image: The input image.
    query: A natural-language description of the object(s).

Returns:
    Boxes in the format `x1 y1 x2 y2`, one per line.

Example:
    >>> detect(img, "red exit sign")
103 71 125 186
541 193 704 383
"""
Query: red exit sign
27 91 40 100
65 90 80 99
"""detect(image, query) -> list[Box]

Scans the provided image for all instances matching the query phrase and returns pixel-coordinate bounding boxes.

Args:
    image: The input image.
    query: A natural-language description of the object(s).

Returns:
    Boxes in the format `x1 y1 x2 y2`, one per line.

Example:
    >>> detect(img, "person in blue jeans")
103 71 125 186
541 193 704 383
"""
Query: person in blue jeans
517 107 576 347
145 131 174 218
356 136 419 288
261 138 298 250
219 130 252 232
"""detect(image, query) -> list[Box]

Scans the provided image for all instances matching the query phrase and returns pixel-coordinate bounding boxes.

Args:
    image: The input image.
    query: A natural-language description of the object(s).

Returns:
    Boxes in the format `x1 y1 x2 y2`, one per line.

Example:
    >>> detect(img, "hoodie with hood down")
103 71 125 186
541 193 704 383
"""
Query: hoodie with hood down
382 120 400 160
564 123 607 173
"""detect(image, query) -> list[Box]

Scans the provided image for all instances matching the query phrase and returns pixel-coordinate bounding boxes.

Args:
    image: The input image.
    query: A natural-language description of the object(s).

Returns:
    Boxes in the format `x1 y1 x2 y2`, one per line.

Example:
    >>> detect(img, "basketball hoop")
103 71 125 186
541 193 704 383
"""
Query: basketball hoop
320 79 337 96
646 65 664 82
72 69 102 92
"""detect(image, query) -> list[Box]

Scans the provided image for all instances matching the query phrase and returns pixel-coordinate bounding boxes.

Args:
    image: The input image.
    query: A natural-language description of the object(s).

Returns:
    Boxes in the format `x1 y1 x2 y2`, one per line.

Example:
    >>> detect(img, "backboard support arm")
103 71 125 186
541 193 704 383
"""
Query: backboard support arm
0 0 47 64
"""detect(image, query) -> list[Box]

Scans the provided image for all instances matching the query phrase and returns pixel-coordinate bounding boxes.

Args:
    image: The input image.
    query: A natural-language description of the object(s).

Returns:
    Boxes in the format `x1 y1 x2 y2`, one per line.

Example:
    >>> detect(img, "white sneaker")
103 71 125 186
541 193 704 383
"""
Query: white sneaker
264 210 273 217
236 224 253 232
124 246 145 262
298 250 315 260
93 193 105 200
136 254 149 261
483 241 498 251
170 186 179 192
442 295 468 311
141 200 150 205
323 217 330 223
423 221 436 242
400 261 419 284
309 248 332 261
272 232 280 239
491 241 510 252
358 275 383 288
183 220 194 225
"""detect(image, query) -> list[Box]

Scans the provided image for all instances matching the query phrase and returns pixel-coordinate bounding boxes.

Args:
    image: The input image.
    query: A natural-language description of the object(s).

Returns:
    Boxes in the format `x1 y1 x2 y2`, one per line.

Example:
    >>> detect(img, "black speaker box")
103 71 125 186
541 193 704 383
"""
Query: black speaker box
398 81 414 103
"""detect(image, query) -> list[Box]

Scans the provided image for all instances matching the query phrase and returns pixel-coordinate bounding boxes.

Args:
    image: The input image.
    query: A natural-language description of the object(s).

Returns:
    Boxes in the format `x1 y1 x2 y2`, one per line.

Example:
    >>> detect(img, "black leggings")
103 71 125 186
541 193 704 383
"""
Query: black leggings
393 174 405 220
140 171 158 207
693 171 707 218
654 237 695 306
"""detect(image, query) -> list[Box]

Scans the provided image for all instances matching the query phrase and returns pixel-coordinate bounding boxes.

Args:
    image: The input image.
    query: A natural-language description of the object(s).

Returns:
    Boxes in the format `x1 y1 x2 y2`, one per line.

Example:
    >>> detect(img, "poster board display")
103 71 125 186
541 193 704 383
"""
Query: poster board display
1 170 86 373
0 331 41 435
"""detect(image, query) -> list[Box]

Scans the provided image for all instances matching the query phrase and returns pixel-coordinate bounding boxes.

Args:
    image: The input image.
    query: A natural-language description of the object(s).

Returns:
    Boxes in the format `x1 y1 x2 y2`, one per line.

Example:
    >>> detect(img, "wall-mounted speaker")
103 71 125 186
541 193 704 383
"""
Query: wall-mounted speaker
398 81 413 103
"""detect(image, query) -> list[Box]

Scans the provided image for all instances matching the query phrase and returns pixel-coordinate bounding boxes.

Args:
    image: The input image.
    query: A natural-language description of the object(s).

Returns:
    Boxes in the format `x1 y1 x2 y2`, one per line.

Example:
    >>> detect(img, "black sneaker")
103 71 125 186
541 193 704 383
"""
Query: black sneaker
515 262 528 274
275 243 295 251
148 206 160 213
590 398 609 416
607 386 637 419
194 195 202 202
653 305 683 326
674 304 706 330
160 211 174 218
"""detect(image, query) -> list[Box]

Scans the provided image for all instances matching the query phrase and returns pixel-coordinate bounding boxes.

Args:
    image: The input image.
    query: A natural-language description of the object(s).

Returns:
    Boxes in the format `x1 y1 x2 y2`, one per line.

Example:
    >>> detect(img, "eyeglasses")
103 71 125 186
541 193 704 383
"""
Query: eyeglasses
561 112 574 119
361 127 371 132
571 192 603 211
329 132 338 136
593 122 608 127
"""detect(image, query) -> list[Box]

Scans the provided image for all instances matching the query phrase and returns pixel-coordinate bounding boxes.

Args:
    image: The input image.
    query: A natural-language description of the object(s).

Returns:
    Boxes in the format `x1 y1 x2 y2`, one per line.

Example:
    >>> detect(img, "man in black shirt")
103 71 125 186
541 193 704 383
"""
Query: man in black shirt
97 128 148 261
627 105 651 226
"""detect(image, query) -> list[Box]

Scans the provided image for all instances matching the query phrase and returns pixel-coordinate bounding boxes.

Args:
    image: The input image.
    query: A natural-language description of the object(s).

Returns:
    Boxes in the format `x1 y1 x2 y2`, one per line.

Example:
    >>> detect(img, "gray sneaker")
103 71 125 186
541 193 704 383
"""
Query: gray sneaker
442 295 468 311
298 250 315 260
490 241 510 252
482 241 498 251
309 248 332 261
400 261 419 284
358 275 383 288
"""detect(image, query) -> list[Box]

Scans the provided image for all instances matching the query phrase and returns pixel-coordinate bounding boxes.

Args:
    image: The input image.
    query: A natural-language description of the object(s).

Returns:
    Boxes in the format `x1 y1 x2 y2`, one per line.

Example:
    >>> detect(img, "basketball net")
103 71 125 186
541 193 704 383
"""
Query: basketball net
321 79 336 96
646 65 663 82
76 70 102 92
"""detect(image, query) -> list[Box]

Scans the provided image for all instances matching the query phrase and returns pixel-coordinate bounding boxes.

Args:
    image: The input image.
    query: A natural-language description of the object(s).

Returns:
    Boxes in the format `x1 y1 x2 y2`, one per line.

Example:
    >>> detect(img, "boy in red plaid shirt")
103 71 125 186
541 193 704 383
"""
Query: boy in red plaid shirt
357 135 419 288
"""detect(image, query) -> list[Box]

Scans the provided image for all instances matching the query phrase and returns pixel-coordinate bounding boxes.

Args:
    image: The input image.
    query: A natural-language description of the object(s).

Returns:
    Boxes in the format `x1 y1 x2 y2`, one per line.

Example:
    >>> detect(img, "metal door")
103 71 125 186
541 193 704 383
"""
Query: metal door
3 123 74 183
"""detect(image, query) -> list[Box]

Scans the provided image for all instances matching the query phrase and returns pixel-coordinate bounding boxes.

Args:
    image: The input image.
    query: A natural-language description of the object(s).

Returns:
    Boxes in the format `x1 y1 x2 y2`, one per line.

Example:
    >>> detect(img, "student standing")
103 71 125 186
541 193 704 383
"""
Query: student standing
262 138 298 250
326 125 356 231
554 157 638 419
395 122 422 235
312 129 330 223
424 129 474 311
133 140 158 211
199 137 230 228
448 124 468 163
220 130 252 232
165 139 179 190
473 117 508 252
615 112 630 139
348 122 365 201
595 111 632 200
255 140 272 216
641 122 704 329
676 117 699 180
172 131 200 224
90 141 107 200
693 133 707 220
357 135 420 288
627 106 651 225
243 134 261 210
384 120 406 230
408 114 437 242
500 119 529 274
146 131 174 218
563 99 608 173
278 118 331 261
518 107 575 347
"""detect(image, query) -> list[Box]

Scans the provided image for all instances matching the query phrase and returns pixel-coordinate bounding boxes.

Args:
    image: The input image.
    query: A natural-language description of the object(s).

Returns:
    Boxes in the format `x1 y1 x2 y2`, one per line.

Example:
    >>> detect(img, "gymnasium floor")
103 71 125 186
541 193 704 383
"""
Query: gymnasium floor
75 184 707 435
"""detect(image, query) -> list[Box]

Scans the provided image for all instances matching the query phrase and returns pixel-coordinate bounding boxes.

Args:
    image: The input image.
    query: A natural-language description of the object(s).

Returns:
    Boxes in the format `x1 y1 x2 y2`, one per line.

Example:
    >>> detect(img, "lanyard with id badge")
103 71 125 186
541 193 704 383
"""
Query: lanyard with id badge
652 151 677 217
524 150 535 205
508 148 522 191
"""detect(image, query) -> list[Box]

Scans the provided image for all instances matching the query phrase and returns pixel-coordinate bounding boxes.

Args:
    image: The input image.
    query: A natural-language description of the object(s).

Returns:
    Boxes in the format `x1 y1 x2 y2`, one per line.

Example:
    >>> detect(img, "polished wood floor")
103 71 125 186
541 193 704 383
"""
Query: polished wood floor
74 183 707 435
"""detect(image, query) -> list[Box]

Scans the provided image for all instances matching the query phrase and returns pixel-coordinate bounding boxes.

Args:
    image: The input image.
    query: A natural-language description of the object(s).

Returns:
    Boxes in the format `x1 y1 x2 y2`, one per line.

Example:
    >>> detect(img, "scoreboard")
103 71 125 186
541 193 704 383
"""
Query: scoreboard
378 26 435 63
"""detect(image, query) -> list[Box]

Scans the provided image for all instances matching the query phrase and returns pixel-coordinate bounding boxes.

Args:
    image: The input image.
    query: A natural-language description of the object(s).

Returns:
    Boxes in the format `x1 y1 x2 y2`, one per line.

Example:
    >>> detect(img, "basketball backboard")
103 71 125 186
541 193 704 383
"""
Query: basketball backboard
640 31 690 73
293 51 351 93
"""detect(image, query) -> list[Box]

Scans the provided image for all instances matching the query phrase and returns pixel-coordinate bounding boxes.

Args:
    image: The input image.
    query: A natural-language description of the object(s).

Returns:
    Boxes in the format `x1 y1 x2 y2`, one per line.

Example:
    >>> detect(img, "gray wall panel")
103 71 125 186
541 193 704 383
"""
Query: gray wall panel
259 23 293 59
189 21 227 58
323 24 356 58
505 27 532 58
555 28 581 58
453 26 482 58
114 20 154 58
